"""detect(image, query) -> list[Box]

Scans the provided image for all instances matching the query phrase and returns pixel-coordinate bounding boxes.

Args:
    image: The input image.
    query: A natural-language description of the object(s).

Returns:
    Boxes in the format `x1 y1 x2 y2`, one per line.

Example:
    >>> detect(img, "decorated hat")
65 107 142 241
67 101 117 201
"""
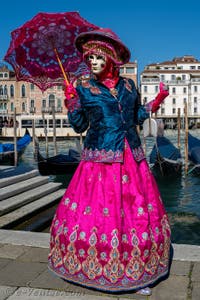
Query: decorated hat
75 28 131 65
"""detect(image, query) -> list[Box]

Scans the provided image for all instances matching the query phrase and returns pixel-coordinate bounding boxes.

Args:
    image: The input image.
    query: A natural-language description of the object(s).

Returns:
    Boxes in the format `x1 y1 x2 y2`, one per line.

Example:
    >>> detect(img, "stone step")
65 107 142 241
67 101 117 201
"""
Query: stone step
0 182 62 216
0 169 39 188
0 175 49 201
0 189 65 228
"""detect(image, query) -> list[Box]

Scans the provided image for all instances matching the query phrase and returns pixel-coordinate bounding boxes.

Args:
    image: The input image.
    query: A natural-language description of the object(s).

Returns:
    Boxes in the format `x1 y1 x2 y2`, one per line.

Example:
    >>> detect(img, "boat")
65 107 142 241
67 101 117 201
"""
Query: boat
149 135 182 177
188 133 200 175
36 146 80 176
0 128 31 164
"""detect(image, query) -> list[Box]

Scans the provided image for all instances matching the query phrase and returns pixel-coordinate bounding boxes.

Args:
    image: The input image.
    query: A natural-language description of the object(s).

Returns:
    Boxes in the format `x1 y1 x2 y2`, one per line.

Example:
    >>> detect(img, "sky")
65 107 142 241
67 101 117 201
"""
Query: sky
1 0 200 78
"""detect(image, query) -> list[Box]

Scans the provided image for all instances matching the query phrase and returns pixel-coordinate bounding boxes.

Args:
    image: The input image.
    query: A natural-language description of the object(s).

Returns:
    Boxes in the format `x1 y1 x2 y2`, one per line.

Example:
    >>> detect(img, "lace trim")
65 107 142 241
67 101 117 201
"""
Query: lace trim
81 146 145 163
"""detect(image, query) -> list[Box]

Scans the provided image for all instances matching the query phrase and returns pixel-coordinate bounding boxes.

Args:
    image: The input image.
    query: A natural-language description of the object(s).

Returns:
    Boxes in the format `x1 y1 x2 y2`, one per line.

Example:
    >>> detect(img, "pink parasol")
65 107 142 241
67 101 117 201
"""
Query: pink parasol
4 12 99 91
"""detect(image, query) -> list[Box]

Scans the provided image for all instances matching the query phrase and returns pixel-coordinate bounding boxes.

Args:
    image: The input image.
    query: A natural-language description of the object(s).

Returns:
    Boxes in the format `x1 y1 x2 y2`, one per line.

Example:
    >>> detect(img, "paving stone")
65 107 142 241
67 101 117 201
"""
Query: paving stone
149 275 189 300
0 286 18 300
7 287 117 300
192 282 200 300
170 260 191 276
0 258 12 269
0 244 27 259
29 268 106 296
191 262 200 282
17 247 49 263
0 230 49 248
0 261 47 286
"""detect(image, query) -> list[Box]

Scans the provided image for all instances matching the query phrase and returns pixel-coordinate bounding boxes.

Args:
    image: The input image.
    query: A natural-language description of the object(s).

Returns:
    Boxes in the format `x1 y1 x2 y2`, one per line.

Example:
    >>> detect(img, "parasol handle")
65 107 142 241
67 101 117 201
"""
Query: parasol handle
54 48 69 86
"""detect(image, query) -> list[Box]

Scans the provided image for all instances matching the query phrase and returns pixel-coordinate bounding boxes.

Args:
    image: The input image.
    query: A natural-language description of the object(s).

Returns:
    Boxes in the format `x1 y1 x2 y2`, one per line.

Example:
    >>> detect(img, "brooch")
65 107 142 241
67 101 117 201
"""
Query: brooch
110 88 118 98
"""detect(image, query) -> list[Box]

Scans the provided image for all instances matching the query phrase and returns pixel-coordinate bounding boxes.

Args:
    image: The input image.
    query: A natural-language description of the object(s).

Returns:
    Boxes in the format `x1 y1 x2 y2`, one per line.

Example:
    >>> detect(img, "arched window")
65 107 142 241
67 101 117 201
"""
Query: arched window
4 85 7 95
49 94 55 108
21 84 26 97
11 102 14 111
10 85 14 97
30 83 34 90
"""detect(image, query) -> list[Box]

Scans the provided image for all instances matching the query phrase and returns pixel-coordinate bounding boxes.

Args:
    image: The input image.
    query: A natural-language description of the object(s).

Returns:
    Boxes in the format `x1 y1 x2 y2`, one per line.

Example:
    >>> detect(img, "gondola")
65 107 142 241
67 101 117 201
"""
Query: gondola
36 147 80 176
188 133 200 175
149 135 182 177
0 128 31 164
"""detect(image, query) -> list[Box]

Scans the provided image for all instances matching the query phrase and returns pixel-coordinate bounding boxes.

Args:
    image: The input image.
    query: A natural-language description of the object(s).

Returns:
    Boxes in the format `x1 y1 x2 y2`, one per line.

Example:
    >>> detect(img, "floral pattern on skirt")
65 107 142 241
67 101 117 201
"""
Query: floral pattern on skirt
48 142 171 292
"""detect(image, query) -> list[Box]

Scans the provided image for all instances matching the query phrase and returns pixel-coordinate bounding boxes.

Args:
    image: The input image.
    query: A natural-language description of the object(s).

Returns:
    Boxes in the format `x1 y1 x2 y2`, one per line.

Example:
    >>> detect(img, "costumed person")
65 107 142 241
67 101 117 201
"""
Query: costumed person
48 28 171 296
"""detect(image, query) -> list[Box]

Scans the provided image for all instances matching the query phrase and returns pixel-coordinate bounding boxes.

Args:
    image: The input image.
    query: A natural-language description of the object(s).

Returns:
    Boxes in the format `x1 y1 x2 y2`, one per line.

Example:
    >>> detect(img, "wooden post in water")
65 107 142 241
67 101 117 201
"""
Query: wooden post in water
32 118 36 158
52 106 57 156
42 112 48 157
177 108 181 149
184 103 189 174
13 108 17 166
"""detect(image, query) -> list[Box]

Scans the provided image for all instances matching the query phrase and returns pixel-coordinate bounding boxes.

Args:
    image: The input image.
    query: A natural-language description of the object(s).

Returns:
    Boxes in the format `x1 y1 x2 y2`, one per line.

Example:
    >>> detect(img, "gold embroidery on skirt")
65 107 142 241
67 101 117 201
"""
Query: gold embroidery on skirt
103 229 124 283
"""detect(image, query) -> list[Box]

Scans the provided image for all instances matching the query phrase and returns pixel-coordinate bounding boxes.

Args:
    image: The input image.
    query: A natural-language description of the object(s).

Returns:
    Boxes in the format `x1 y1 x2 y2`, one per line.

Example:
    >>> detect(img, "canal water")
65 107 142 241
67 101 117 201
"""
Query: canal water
1 130 200 245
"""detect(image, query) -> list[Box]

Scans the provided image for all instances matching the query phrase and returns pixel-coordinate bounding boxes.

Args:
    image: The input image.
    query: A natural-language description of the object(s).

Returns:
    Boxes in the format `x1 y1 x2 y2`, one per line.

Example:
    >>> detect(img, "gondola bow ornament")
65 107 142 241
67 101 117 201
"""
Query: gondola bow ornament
4 12 99 91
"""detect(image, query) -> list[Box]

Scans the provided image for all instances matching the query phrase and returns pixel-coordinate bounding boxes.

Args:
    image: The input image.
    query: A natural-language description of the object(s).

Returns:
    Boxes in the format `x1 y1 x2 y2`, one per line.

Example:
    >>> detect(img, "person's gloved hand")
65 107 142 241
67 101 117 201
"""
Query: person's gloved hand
64 82 78 101
63 81 80 111
151 82 169 113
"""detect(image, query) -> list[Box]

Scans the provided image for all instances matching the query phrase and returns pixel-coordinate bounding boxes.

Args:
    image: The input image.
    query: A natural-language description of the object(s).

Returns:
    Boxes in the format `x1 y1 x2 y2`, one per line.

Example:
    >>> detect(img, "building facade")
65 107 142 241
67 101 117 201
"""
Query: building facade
140 55 200 128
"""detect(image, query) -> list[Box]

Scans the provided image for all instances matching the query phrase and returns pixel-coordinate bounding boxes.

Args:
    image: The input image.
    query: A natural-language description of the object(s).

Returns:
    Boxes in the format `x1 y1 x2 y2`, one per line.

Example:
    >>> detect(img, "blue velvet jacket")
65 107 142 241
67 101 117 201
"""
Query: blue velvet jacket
68 76 149 163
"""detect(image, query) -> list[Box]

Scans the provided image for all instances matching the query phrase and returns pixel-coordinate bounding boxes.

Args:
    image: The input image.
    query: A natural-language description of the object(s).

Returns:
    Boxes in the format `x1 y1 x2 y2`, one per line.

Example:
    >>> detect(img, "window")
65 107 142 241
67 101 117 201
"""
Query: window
30 83 34 90
183 87 187 94
126 67 135 74
11 102 14 111
194 97 197 103
171 75 176 80
161 75 165 81
190 66 196 70
120 67 124 74
0 74 3 78
194 107 198 113
144 86 148 93
22 102 25 112
172 98 176 104
57 98 62 108
172 108 176 114
183 98 187 104
172 87 176 94
21 84 26 97
10 85 14 97
49 94 55 107
30 99 34 108
0 86 3 95
161 108 165 114
57 85 62 90
4 73 8 78
155 86 158 93
194 86 198 93
4 85 7 95
182 75 186 80
42 99 46 108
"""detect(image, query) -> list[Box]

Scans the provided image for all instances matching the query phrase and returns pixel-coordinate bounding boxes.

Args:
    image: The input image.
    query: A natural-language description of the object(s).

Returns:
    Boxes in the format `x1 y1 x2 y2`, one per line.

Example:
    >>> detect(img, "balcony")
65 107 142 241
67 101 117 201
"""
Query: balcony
0 95 9 101
29 107 36 113
41 107 63 113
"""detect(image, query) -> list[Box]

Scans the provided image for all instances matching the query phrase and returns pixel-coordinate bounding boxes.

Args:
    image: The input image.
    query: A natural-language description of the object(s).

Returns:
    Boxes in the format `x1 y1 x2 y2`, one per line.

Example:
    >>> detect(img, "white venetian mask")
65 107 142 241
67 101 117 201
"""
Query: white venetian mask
87 54 107 75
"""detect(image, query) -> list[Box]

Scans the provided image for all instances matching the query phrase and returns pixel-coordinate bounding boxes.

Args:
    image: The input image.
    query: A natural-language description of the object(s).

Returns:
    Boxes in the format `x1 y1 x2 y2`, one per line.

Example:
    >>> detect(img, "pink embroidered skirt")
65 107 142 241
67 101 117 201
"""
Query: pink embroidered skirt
48 143 171 292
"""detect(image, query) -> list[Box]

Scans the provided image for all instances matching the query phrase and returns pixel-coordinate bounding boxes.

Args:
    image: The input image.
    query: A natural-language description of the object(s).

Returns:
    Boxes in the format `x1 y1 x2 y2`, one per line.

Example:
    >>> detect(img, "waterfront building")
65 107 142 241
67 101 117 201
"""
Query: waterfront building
140 55 200 128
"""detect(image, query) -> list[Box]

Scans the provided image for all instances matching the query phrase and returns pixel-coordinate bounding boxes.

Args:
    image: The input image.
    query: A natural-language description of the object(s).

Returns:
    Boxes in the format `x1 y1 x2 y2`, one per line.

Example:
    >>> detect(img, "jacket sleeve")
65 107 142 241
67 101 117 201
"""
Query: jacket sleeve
68 108 89 134
133 85 149 125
